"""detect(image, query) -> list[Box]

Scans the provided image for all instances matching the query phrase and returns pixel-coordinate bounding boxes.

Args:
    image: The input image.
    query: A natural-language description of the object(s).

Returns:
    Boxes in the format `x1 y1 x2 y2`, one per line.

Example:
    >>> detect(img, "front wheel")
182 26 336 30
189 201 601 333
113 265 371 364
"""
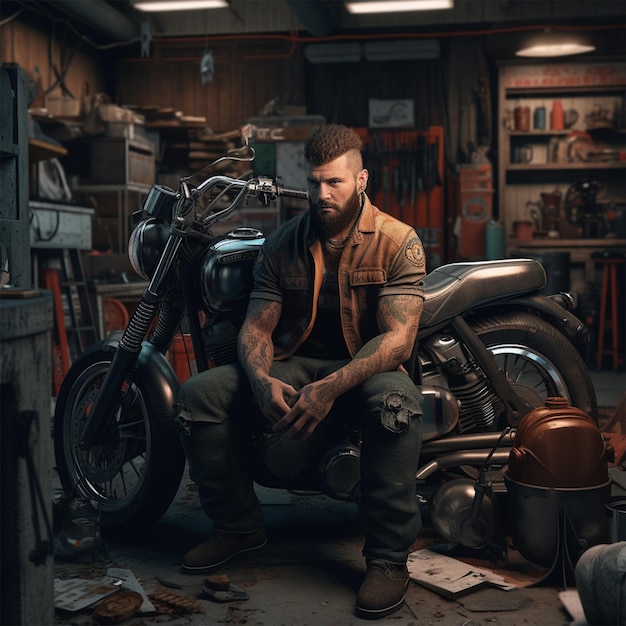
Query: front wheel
53 341 186 533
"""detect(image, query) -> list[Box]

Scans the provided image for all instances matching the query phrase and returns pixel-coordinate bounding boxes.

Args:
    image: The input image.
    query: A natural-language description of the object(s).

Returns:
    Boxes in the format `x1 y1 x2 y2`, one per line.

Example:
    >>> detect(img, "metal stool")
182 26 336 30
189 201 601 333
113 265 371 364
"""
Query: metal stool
594 253 624 371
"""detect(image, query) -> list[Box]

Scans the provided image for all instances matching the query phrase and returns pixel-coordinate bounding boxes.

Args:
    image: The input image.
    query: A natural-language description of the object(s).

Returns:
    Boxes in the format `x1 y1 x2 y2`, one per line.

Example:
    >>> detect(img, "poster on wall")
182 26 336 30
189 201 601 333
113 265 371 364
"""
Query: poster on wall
369 99 414 128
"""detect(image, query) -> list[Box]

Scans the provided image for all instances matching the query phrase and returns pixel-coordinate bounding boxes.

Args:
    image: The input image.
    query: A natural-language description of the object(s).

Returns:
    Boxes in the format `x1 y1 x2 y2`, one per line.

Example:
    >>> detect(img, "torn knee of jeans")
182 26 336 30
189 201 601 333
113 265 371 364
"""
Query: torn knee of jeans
175 402 193 435
379 390 415 433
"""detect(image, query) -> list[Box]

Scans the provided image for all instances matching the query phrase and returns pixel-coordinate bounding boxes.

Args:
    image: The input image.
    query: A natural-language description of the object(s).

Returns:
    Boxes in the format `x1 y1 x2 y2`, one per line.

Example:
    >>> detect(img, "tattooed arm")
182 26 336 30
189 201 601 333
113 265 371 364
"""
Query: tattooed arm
237 297 298 424
273 293 423 440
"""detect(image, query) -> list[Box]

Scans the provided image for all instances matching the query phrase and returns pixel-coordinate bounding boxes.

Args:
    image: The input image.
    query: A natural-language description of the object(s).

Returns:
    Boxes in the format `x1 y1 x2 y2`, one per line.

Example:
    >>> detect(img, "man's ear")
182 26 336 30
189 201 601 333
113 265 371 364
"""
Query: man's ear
358 169 369 193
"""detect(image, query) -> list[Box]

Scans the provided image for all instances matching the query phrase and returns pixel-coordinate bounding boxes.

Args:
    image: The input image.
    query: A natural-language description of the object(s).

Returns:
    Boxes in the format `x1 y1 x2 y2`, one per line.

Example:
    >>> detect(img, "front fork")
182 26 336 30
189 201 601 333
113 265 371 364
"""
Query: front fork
79 235 183 448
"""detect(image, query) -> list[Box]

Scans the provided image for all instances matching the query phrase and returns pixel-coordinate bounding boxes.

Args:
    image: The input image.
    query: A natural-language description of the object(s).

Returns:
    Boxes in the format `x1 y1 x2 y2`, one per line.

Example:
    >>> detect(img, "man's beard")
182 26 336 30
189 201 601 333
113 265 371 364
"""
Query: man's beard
310 188 362 240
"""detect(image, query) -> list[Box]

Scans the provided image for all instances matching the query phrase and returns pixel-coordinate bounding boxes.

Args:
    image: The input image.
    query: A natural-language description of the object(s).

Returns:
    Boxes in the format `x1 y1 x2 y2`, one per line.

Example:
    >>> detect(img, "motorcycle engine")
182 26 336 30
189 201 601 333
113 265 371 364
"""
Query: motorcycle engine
423 335 503 433
202 319 240 366
260 435 361 502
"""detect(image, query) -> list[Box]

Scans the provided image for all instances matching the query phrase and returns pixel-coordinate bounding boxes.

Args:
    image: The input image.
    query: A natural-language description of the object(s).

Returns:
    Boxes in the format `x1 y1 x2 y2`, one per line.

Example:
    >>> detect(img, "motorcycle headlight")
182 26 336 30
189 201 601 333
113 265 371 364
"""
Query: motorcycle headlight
128 218 170 280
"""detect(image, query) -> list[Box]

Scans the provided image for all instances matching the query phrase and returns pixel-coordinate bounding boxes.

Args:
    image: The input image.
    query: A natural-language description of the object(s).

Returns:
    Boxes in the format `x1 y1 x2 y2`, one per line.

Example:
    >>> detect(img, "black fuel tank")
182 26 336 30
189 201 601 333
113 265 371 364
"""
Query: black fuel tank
200 228 264 314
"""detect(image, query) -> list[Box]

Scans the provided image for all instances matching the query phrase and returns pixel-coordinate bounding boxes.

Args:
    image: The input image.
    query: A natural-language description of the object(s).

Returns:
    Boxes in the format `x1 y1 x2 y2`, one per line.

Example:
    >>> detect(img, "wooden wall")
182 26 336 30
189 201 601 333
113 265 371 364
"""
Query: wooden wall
114 36 458 135
0 19 107 105
115 38 308 133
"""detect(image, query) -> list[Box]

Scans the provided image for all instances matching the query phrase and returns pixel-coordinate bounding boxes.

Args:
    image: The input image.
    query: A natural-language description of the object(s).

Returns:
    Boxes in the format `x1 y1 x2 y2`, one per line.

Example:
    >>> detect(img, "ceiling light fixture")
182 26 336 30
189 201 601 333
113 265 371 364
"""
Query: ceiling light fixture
345 0 454 14
133 0 228 12
516 32 595 58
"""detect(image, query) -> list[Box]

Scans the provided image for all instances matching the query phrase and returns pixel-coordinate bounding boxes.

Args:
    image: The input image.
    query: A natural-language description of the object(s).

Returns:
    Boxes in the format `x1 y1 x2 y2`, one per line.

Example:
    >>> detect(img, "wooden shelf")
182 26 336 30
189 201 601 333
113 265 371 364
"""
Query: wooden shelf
507 238 625 248
498 61 626 288
28 137 67 162
506 162 625 171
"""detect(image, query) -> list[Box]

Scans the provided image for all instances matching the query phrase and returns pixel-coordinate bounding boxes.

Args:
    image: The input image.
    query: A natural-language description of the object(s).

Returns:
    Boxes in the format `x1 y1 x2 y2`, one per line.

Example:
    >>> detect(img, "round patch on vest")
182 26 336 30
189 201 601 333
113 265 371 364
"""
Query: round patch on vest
405 238 424 266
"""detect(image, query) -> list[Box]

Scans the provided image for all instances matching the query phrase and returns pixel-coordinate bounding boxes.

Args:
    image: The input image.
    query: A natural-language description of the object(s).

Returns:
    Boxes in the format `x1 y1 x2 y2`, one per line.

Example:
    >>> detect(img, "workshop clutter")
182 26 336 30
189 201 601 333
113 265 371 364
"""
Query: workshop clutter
356 126 445 268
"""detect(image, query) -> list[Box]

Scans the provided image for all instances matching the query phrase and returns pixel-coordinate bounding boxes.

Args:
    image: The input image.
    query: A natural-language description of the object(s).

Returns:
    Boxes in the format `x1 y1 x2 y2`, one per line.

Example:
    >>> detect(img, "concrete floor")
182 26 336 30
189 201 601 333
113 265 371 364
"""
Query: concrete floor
53 369 625 626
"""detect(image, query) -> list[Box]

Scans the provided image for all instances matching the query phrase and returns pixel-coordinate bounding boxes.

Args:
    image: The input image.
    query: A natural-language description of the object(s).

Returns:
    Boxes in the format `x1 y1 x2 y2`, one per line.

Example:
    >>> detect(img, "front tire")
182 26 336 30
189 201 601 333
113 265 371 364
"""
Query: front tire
53 341 186 533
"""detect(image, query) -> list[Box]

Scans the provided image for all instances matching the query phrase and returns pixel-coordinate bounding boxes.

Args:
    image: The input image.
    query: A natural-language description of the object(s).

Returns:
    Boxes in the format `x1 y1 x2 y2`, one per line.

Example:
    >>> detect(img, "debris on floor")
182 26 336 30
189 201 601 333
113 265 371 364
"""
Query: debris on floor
202 574 249 602
103 567 155 614
148 587 203 615
54 577 120 613
91 590 143 625
407 548 518 597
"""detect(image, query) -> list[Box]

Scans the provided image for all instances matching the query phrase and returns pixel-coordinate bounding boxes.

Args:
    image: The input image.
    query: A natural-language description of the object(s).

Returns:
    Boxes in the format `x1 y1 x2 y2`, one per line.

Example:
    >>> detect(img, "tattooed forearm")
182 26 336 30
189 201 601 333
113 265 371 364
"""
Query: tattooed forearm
314 294 423 402
238 298 282 383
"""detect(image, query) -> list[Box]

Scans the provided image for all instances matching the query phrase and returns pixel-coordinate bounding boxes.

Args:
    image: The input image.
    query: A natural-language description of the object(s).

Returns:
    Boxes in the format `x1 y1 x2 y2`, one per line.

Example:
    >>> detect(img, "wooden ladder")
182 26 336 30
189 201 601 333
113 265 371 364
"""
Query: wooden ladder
41 249 99 395
58 248 99 361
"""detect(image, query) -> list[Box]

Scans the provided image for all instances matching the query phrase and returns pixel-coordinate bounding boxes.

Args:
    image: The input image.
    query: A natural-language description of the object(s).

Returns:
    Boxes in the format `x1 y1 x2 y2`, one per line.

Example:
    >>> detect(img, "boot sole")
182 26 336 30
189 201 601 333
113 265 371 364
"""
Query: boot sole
355 594 405 620
181 538 267 574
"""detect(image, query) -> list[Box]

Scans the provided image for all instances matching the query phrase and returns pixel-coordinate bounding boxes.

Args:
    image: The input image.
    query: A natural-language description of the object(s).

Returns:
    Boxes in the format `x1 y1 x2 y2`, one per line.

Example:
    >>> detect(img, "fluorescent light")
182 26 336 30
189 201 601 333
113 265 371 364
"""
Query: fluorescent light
133 0 228 12
516 31 596 58
346 0 453 14
516 42 596 58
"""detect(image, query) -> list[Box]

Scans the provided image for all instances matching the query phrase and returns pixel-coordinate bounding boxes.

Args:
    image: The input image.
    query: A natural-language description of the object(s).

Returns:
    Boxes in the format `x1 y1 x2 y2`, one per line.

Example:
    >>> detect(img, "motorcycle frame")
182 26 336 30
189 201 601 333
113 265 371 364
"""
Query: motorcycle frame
79 173 308 448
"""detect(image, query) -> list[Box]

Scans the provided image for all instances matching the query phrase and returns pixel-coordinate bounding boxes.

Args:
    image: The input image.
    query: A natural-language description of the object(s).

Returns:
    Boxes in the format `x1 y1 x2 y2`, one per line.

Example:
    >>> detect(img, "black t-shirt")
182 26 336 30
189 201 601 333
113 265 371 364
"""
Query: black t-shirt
296 267 350 359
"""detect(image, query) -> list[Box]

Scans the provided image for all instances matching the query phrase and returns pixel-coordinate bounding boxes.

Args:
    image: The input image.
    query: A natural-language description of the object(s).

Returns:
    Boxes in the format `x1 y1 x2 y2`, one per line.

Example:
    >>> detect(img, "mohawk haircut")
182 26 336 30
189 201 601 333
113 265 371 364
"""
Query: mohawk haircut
304 124 363 166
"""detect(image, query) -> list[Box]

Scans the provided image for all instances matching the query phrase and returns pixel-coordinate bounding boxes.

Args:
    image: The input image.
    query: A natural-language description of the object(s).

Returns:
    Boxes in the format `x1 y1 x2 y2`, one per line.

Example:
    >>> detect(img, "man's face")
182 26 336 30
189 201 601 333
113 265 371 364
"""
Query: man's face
306 153 367 240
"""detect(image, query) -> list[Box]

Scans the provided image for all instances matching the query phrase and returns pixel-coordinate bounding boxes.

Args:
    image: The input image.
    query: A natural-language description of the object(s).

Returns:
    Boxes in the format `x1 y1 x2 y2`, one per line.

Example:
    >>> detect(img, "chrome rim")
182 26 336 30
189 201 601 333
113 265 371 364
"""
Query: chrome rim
490 344 570 406
63 361 151 512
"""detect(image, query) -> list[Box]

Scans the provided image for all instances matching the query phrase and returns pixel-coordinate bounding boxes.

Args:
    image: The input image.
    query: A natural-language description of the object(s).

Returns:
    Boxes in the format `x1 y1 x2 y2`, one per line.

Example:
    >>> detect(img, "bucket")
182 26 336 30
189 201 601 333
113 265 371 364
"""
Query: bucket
505 475 610 569
607 496 626 543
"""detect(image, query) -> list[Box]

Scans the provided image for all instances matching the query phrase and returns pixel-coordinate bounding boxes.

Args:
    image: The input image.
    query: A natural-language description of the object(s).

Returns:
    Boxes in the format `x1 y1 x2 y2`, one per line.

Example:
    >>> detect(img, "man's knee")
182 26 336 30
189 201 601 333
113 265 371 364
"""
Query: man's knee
361 372 422 434
176 364 246 429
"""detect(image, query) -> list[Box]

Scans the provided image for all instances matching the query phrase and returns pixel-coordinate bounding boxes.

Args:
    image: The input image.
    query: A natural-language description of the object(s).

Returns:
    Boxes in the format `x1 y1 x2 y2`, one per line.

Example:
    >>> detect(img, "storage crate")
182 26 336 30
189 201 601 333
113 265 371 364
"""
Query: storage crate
62 138 156 186
92 138 155 185
29 201 94 250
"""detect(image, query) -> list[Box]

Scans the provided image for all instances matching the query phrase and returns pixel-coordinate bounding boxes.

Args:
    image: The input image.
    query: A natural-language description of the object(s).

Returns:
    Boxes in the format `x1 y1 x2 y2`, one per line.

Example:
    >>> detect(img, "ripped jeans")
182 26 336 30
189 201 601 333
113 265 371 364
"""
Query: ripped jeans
176 356 423 565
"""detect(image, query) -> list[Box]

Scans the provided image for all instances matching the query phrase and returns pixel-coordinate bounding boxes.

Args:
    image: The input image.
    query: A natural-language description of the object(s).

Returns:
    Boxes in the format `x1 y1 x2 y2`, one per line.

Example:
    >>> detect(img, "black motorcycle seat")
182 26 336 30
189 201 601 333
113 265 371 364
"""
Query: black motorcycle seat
420 258 546 327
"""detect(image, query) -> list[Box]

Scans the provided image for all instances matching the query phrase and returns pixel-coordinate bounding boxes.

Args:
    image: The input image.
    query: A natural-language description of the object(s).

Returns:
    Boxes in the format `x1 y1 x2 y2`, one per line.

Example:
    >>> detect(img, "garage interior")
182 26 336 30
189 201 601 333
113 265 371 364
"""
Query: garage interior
1 1 625 624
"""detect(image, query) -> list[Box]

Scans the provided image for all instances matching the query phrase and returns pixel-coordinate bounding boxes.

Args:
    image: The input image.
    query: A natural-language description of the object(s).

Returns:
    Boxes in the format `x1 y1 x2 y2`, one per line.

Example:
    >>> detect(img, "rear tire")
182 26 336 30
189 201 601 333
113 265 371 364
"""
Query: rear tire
53 341 186 533
470 310 597 420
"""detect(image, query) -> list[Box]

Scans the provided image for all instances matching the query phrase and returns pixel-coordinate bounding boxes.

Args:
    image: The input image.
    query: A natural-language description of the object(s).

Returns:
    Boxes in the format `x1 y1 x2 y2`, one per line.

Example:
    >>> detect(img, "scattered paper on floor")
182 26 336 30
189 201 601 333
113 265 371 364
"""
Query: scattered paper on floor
407 548 518 597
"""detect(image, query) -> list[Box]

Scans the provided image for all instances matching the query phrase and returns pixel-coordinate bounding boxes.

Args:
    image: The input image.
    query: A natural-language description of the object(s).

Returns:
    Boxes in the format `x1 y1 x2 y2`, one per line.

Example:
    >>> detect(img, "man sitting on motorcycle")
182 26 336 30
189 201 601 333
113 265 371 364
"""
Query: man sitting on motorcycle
176 123 426 620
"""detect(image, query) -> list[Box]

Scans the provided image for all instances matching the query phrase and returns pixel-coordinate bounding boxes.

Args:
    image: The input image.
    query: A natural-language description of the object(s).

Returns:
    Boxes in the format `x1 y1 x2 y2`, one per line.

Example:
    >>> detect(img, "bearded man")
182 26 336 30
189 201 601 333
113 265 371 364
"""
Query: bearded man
176 124 426 619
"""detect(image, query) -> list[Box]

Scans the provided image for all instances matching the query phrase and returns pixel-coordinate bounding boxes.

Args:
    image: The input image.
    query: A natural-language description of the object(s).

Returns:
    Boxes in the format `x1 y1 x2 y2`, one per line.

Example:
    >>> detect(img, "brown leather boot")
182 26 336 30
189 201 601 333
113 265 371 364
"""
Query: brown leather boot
182 527 267 573
355 559 409 619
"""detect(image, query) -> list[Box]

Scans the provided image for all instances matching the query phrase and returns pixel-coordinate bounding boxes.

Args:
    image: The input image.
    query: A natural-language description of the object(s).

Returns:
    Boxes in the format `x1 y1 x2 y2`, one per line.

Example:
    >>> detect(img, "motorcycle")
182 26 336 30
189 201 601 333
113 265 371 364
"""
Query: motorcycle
54 132 596 551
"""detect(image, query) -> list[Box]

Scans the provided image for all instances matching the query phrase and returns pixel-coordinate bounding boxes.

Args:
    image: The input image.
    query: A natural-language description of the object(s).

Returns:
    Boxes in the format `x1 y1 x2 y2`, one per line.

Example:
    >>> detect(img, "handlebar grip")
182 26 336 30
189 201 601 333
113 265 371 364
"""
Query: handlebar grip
276 184 309 201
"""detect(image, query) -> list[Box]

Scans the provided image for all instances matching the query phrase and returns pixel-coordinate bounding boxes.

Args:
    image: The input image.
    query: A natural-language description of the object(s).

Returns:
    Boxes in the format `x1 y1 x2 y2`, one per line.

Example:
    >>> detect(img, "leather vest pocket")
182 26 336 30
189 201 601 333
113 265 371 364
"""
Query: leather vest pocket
350 268 386 314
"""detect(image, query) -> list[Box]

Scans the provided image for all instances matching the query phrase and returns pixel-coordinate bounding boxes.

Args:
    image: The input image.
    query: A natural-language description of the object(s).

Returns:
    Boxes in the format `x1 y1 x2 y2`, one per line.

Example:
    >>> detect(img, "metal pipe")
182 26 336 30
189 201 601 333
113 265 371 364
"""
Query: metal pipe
416 449 511 480
421 430 516 455
53 0 139 41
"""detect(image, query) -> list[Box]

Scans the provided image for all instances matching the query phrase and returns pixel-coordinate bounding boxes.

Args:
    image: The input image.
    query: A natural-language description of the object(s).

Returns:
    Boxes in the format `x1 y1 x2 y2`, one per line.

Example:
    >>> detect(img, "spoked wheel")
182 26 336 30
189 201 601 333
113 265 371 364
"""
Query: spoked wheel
54 341 186 533
471 310 597 421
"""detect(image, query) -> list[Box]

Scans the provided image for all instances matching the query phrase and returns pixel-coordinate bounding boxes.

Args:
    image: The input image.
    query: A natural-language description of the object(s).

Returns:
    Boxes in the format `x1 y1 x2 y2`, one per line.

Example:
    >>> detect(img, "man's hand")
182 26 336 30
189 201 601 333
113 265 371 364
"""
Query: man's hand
271 380 335 440
252 375 298 425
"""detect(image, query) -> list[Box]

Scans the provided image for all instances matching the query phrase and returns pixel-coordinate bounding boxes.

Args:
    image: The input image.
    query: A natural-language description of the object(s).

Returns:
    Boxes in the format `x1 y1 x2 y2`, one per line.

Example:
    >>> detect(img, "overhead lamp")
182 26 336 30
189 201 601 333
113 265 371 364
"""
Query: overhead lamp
345 0 454 14
516 32 595 58
133 0 228 12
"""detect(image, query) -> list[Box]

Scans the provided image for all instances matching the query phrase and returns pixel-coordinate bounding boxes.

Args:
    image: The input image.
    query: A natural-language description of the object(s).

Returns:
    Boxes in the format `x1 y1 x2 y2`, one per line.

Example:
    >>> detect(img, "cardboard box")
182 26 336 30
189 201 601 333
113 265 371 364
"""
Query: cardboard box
98 104 134 123
45 95 82 119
